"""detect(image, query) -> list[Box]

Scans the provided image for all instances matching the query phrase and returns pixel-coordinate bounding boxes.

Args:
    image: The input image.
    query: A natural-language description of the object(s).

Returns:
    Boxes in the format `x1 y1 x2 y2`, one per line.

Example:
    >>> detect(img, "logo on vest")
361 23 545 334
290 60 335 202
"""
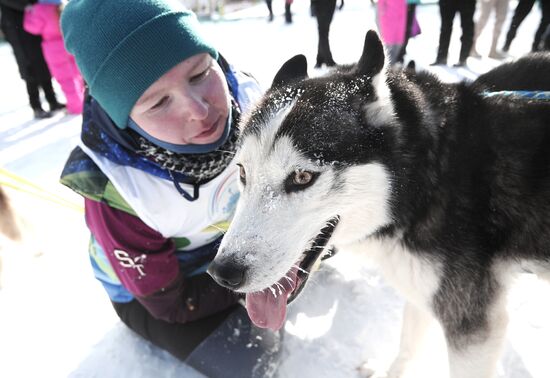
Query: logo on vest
114 249 146 277
209 169 239 220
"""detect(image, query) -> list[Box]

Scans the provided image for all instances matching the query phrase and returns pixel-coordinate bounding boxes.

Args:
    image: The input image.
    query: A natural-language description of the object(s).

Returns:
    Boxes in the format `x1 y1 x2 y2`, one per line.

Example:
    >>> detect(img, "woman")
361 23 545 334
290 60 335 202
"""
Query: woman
59 0 280 376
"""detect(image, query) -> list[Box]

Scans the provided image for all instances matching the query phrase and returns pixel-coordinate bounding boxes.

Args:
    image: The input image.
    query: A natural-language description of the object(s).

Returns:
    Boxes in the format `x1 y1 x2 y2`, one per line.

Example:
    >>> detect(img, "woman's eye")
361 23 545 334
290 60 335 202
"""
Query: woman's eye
150 96 168 111
293 170 313 185
190 67 210 83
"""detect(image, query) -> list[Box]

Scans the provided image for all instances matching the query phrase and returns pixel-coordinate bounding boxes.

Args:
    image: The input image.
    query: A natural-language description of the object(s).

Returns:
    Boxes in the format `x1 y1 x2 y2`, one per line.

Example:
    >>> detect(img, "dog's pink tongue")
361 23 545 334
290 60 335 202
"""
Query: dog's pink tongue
245 267 299 331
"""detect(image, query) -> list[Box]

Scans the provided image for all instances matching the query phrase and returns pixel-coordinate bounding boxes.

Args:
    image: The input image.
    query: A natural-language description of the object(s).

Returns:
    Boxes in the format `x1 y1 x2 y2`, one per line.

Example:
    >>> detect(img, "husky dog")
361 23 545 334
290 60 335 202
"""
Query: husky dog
208 30 550 377
473 52 550 92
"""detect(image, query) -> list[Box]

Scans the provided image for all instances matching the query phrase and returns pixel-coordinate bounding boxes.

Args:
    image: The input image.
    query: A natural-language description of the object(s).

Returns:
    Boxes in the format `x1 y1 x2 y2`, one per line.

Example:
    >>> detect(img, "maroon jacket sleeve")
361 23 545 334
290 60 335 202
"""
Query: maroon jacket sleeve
85 199 240 323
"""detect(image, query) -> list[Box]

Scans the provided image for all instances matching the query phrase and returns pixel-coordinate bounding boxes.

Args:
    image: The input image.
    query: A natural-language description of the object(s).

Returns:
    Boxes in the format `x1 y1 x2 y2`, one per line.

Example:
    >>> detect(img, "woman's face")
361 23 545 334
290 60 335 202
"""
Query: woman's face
130 53 230 145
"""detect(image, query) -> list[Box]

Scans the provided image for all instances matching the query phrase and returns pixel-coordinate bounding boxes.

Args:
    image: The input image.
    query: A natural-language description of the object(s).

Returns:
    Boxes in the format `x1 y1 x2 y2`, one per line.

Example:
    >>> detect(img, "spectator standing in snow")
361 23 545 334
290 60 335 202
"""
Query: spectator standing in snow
543 23 550 50
265 0 293 23
23 0 84 114
311 0 338 68
432 0 477 67
377 0 408 65
530 0 549 51
395 0 422 64
470 0 510 59
0 0 64 119
502 0 550 52
59 0 281 376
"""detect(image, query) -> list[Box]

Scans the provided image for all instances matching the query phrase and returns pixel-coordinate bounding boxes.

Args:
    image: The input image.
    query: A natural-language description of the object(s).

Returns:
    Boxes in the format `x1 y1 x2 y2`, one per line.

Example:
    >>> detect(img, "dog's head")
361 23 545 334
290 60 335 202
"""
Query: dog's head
208 31 397 330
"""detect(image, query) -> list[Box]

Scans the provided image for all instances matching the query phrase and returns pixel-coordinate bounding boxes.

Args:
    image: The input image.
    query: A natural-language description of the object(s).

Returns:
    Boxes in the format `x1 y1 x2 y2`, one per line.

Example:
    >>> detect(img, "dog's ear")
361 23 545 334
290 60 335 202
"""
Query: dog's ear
358 30 395 127
357 30 385 77
406 60 416 72
272 54 308 89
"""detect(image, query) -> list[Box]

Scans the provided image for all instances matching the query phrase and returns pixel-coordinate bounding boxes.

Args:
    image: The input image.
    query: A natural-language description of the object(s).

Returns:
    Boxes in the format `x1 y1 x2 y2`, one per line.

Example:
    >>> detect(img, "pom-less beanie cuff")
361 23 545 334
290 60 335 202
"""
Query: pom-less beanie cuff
91 12 217 128
61 0 218 129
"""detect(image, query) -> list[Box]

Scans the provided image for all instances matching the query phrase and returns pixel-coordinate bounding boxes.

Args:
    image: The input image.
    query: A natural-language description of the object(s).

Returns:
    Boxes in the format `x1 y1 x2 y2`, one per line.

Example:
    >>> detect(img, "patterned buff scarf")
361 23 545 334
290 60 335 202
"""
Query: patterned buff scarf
134 102 241 184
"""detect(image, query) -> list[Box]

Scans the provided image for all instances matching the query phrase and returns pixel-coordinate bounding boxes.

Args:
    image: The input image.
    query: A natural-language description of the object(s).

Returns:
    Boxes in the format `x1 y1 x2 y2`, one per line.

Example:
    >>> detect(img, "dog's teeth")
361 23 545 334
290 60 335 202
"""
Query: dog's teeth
276 282 284 295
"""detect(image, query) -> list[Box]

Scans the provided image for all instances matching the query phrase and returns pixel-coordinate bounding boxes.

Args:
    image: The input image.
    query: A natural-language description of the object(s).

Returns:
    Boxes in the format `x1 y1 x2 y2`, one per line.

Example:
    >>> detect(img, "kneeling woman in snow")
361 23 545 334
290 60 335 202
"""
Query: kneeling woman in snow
59 0 281 376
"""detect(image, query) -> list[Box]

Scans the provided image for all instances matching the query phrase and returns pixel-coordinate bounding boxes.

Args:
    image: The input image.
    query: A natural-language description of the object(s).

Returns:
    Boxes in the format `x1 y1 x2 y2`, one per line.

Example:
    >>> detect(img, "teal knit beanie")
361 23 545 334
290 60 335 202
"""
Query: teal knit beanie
61 0 218 128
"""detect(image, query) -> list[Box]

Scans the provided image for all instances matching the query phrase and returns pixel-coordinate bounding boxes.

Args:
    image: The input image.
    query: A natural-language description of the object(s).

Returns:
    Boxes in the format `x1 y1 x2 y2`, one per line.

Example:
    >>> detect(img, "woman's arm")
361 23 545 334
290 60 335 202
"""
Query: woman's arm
85 199 239 323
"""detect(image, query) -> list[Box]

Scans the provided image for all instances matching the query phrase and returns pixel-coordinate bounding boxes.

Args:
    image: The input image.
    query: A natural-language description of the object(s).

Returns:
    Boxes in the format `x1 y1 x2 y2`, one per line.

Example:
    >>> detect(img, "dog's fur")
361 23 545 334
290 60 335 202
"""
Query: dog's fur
473 52 550 92
0 186 21 242
209 31 550 377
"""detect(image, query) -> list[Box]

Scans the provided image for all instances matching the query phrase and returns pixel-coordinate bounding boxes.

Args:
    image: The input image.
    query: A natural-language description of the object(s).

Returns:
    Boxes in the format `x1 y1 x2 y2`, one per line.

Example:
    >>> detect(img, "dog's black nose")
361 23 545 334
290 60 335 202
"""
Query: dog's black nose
207 259 246 290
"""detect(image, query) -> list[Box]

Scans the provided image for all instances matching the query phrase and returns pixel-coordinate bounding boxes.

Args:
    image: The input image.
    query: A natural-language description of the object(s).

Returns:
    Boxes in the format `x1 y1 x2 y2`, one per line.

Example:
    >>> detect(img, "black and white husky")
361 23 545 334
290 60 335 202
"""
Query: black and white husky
208 31 550 378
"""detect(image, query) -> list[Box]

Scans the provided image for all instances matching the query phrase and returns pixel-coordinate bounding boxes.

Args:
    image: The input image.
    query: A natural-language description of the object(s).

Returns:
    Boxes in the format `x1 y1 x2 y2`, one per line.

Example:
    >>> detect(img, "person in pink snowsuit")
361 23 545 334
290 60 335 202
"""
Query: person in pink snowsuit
377 0 408 64
23 0 84 114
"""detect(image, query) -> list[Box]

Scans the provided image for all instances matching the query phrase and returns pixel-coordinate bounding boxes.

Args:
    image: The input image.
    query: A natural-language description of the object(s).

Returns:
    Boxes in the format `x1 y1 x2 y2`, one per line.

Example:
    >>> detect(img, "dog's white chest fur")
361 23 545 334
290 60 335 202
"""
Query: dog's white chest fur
345 237 442 312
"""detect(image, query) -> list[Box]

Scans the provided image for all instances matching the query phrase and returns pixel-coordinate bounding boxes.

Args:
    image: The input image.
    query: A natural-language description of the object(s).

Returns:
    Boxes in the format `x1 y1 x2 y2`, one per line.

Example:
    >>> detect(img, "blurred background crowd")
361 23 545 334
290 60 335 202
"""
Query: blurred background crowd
0 0 548 121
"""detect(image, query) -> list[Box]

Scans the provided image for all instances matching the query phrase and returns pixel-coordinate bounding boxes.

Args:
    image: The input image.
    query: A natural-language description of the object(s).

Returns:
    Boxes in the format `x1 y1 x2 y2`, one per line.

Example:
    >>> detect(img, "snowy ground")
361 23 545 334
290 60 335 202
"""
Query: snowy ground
1 1 549 377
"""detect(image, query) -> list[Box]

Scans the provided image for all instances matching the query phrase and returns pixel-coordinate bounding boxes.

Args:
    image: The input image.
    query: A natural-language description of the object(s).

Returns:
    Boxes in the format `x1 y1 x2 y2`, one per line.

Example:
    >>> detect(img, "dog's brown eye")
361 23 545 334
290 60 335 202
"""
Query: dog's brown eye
237 164 246 184
293 170 313 185
284 170 320 193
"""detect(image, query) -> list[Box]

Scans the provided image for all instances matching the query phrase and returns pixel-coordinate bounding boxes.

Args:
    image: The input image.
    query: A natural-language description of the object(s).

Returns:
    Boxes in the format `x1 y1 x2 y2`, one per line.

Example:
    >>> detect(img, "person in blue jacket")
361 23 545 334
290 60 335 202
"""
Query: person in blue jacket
59 0 281 376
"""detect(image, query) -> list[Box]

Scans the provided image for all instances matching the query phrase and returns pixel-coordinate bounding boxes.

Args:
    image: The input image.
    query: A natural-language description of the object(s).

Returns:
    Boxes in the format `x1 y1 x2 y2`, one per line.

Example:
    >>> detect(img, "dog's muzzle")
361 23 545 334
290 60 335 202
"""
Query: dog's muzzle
208 215 340 331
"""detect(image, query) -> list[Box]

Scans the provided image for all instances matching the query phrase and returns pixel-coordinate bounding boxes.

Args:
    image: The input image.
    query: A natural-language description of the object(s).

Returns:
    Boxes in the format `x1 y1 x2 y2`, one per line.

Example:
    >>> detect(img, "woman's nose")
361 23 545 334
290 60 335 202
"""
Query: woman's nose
180 89 209 121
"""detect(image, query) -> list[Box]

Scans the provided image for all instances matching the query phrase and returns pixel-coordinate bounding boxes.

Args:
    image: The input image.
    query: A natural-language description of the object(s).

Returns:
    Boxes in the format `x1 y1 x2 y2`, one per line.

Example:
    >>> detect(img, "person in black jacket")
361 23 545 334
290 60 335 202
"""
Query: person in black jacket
502 0 550 52
265 0 293 23
0 0 63 118
311 0 338 68
432 0 477 67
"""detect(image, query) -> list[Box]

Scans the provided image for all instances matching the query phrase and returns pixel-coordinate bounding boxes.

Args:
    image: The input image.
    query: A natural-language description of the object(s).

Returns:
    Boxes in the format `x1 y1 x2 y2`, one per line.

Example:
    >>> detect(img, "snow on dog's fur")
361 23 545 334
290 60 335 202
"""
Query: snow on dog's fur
208 31 550 377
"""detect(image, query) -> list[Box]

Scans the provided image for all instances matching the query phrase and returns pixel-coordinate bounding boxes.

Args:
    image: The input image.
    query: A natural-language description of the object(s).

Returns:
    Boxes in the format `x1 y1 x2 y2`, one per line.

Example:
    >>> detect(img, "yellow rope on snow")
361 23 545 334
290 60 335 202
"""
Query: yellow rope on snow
0 167 84 213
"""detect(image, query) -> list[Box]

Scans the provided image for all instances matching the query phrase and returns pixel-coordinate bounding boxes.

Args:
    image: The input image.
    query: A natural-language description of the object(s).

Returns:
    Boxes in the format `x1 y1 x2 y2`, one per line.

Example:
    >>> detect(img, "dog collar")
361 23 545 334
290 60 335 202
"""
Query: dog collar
483 91 550 100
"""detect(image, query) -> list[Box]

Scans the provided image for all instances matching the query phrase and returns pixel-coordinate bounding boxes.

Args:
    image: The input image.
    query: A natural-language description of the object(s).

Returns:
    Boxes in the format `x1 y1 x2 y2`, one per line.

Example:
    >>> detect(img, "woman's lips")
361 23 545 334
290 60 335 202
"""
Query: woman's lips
195 116 221 139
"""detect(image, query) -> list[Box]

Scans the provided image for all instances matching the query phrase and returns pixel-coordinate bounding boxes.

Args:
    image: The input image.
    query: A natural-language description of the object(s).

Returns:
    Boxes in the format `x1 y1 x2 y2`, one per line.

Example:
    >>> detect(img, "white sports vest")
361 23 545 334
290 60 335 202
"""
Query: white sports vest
80 70 262 249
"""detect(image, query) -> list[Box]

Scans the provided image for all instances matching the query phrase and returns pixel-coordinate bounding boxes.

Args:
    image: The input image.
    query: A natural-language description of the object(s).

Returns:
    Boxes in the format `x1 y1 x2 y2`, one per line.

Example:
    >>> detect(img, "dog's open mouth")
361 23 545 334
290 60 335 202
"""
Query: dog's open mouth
245 216 340 331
